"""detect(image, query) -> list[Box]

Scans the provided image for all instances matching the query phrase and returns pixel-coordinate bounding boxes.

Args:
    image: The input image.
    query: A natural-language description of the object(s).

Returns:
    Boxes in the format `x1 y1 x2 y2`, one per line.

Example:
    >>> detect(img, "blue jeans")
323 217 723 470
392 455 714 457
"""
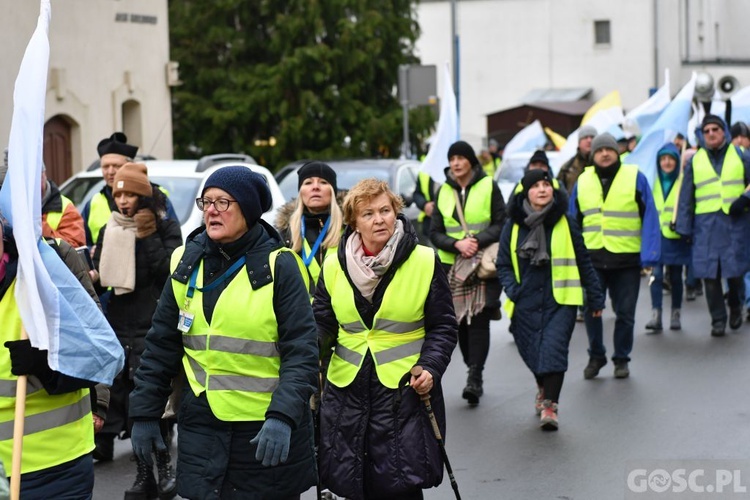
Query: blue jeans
744 272 750 308
584 267 641 362
650 265 684 310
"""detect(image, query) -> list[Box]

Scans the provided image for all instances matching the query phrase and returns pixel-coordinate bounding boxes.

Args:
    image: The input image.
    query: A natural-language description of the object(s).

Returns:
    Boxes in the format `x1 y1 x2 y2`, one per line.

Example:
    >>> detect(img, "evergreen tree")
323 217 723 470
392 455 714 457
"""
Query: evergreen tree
169 0 434 168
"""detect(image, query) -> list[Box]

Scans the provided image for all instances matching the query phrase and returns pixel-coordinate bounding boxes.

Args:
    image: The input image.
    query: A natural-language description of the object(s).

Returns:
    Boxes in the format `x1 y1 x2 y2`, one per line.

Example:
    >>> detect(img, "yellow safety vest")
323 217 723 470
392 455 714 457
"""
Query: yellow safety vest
435 176 494 265
45 195 75 231
653 177 682 239
692 147 746 215
0 280 93 474
503 217 583 318
324 245 434 389
512 177 561 195
170 246 307 421
577 165 642 253
417 172 433 222
302 241 337 284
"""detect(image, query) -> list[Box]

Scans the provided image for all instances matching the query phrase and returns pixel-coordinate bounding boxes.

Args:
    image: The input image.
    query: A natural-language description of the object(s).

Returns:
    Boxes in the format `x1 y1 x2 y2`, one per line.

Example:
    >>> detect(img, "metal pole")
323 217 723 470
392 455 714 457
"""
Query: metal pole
399 65 411 159
451 0 459 124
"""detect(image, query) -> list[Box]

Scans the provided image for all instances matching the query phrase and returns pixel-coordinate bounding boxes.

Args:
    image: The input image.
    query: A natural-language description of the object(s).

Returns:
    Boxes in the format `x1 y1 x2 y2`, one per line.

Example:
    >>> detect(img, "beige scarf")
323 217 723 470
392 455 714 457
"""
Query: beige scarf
345 220 404 302
99 212 138 295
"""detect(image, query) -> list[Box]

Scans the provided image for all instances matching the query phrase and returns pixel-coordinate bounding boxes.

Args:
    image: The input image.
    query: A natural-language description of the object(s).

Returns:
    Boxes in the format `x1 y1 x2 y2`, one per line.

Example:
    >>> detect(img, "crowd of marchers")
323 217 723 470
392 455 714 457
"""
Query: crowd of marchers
1 113 749 500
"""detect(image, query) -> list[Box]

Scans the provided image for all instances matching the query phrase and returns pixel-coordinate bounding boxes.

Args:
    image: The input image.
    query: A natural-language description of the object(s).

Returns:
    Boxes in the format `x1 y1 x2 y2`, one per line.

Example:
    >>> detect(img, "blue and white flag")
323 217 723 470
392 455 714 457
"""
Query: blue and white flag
622 70 671 138
0 0 123 385
420 62 458 183
624 72 697 187
725 85 750 126
502 120 547 158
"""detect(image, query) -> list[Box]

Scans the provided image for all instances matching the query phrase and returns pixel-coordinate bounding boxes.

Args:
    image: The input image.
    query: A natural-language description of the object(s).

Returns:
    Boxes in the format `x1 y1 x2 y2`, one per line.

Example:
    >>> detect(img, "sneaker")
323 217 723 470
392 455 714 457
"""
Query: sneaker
614 361 630 379
645 308 663 331
576 310 585 322
583 357 607 379
670 309 681 331
729 307 743 330
685 287 697 302
534 387 544 416
711 323 726 337
539 400 559 431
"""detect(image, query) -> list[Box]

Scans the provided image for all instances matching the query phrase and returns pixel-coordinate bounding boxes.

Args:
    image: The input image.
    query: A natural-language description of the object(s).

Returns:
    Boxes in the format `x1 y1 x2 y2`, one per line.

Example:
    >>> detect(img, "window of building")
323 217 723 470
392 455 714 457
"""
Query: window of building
594 20 611 45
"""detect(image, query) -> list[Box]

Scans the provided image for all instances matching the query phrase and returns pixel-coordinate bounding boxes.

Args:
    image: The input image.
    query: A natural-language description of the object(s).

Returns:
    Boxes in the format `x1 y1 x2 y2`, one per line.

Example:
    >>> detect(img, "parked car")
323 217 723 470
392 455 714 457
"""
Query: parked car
59 155 283 242
275 158 421 224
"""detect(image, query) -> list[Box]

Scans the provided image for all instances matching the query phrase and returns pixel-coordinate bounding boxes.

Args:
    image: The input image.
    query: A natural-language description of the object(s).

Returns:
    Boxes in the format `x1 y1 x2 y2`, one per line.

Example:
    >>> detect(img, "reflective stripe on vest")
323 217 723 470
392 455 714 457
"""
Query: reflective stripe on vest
0 280 93 474
435 176 494 265
87 192 112 245
324 245 434 389
692 147 746 215
577 165 642 253
45 195 74 231
653 177 682 239
503 217 583 318
170 247 305 421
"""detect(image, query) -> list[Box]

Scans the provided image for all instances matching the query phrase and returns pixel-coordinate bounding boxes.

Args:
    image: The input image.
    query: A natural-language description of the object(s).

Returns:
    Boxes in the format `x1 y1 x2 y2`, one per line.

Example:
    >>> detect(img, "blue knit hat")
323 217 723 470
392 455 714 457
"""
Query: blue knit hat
202 166 272 227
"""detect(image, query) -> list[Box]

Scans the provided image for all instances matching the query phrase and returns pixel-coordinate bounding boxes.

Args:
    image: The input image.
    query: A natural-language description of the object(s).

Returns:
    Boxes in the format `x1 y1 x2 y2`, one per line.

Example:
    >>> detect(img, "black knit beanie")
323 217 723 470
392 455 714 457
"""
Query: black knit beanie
521 168 552 193
447 141 480 167
202 166 272 227
297 161 337 193
702 114 726 131
528 150 550 168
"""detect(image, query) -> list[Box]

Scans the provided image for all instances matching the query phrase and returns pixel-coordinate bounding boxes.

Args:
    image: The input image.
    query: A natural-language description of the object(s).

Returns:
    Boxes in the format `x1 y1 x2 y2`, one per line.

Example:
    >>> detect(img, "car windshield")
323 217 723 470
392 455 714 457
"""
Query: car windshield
149 176 202 224
278 165 391 200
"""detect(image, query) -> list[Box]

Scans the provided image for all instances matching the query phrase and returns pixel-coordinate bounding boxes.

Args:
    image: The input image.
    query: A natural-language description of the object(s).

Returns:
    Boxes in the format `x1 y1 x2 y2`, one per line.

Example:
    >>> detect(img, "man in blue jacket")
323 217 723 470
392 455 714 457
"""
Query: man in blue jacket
569 133 661 379
676 115 750 336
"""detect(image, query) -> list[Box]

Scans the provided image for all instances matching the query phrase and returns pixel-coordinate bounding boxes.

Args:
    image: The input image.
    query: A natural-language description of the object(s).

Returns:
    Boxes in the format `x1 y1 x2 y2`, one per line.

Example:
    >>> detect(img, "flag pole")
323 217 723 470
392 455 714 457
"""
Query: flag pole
10 327 28 500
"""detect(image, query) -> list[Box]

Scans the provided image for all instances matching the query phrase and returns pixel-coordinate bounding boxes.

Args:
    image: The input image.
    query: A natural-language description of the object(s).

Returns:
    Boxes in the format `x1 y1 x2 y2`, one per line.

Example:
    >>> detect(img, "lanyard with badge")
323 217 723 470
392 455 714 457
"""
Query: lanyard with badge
301 216 331 267
178 256 247 333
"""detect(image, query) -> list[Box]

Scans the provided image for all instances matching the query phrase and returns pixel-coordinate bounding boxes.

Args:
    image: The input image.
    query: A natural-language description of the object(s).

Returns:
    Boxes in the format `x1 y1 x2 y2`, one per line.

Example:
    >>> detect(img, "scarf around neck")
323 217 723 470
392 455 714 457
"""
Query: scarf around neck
518 198 553 266
345 219 404 303
99 212 138 295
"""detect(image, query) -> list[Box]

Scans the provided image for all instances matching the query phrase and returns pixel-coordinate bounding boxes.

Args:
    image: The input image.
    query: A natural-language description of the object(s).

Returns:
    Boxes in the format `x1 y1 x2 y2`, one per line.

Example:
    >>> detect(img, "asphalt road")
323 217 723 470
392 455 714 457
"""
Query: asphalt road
94 278 750 499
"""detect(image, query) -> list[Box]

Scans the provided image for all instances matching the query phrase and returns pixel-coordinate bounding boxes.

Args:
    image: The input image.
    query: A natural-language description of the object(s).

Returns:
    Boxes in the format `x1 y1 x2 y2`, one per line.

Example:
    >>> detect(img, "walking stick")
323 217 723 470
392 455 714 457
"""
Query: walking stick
409 366 462 500
10 327 28 500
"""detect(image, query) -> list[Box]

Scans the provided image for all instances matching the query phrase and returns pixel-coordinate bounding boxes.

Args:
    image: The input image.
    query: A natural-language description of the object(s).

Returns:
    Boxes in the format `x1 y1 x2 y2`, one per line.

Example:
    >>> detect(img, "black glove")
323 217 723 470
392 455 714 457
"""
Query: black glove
4 340 48 376
729 196 750 217
668 221 677 233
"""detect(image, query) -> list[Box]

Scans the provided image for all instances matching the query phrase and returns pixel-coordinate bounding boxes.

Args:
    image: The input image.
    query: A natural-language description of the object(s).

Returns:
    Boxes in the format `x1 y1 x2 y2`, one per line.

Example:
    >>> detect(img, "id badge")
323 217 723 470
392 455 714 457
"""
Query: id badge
178 310 195 333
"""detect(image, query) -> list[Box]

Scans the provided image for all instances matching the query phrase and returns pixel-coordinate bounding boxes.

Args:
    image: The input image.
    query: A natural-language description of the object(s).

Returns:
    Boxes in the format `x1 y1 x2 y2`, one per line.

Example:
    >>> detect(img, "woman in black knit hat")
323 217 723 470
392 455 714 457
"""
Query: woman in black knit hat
129 166 319 499
275 161 343 284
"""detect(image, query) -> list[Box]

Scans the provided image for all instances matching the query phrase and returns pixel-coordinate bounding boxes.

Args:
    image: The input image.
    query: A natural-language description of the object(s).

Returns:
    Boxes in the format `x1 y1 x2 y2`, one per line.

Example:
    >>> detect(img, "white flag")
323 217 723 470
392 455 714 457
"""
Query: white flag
420 62 458 183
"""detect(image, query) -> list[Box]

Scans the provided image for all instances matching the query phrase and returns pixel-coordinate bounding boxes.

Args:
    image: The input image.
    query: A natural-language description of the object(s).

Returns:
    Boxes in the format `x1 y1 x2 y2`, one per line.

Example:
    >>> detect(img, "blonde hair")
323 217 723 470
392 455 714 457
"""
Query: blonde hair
343 178 405 227
289 183 343 253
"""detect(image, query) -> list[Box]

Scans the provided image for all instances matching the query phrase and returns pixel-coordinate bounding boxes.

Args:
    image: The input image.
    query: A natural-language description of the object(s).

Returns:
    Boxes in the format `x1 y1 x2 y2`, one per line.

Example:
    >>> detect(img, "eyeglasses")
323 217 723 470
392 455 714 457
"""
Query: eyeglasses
195 198 237 212
703 126 722 134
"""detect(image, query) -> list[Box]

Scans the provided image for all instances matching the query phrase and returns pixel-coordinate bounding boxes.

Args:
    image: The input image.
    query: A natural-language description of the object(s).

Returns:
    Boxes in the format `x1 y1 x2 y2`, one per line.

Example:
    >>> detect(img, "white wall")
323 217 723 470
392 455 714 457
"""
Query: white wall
416 0 750 149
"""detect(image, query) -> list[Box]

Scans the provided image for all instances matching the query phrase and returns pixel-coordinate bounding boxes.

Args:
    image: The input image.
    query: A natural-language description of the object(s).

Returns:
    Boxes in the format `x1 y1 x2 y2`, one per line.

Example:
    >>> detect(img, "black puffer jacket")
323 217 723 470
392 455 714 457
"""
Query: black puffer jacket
313 215 458 499
497 191 604 374
130 220 318 499
94 218 182 380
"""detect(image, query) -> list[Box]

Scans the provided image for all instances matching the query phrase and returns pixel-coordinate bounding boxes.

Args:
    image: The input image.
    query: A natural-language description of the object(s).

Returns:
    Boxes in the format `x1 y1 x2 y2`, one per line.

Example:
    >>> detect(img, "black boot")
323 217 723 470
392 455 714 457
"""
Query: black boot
124 457 158 500
462 365 483 405
155 449 177 500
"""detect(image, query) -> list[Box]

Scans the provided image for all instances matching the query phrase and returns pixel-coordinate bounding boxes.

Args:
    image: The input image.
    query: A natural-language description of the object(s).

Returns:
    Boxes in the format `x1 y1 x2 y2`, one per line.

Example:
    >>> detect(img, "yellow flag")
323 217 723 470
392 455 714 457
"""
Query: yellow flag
582 90 622 125
544 127 567 150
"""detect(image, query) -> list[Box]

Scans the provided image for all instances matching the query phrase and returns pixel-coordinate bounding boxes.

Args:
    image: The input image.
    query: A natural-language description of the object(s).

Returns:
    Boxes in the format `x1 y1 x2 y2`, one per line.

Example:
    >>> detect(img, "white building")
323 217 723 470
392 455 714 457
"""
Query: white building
416 0 750 149
0 0 175 184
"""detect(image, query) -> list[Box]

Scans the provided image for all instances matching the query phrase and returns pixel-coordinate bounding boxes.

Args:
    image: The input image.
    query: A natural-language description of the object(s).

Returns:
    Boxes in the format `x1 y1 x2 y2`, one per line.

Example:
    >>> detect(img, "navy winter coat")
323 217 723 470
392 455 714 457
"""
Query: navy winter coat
129 221 318 499
498 192 604 374
675 143 750 278
313 215 458 499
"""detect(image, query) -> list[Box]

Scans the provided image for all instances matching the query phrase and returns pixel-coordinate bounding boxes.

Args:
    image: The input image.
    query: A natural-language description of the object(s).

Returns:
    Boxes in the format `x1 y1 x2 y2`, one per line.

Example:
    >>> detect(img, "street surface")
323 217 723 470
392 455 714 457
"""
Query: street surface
94 278 750 499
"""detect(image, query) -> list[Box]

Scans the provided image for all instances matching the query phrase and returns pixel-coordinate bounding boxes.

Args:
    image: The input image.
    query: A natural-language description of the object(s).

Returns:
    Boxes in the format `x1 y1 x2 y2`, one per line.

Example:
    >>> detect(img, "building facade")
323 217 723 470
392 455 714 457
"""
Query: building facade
416 0 750 150
0 0 175 184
